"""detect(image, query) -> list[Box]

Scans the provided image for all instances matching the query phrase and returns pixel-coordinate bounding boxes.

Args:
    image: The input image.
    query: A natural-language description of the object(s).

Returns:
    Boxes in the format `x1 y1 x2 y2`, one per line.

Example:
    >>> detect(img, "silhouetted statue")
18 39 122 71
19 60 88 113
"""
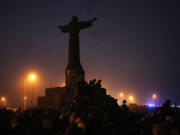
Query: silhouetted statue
58 16 97 87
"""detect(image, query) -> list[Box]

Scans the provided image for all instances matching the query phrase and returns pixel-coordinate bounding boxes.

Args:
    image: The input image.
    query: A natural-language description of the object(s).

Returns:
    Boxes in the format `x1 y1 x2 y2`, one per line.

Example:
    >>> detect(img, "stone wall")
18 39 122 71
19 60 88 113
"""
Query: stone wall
37 87 66 109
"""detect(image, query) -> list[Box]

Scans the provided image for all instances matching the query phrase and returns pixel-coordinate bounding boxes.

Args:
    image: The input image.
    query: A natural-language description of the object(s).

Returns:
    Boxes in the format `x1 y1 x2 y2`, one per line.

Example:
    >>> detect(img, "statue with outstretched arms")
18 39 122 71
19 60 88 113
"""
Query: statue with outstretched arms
58 16 97 87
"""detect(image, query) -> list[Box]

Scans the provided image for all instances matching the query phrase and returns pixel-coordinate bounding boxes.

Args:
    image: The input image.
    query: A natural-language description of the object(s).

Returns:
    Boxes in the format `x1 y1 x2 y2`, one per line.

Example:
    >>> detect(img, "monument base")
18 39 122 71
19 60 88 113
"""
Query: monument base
37 86 81 109
65 65 85 87
37 80 118 110
37 87 66 109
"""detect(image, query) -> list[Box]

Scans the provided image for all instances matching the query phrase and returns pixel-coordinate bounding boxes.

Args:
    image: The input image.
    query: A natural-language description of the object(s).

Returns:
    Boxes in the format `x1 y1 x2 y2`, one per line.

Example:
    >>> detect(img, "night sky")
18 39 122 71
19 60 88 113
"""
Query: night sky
0 0 179 106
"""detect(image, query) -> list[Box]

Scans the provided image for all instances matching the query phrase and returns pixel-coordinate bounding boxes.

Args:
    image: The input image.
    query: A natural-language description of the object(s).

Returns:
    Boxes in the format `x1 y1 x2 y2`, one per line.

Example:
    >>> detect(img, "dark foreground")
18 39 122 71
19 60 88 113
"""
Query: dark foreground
0 100 179 135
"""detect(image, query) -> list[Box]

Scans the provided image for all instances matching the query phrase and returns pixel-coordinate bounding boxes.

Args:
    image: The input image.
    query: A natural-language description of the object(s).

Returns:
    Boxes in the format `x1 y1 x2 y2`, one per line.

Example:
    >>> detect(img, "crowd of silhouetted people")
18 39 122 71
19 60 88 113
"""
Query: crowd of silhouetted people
0 79 179 135
0 99 179 135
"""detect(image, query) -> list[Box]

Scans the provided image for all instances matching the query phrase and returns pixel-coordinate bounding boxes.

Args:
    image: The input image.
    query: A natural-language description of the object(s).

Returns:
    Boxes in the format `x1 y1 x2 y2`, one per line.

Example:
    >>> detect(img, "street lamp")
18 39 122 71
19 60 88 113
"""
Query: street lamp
119 93 124 98
29 74 36 81
152 94 157 105
23 96 27 110
23 79 27 110
1 97 6 107
118 92 124 104
29 73 36 107
128 95 134 103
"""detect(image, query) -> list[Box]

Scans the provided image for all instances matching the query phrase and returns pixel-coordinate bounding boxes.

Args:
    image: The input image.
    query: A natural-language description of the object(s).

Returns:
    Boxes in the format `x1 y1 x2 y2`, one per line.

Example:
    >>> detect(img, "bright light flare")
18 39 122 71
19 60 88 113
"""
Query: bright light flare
29 73 36 81
128 95 134 103
119 93 124 97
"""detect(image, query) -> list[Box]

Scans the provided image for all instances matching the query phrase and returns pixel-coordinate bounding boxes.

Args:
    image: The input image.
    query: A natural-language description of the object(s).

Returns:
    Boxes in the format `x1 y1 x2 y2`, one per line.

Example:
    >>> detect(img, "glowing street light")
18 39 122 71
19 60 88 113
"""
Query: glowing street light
152 94 157 105
1 97 6 107
24 96 27 100
29 74 36 81
28 73 37 107
118 92 124 105
23 96 27 110
152 94 157 99
119 93 124 98
128 95 134 103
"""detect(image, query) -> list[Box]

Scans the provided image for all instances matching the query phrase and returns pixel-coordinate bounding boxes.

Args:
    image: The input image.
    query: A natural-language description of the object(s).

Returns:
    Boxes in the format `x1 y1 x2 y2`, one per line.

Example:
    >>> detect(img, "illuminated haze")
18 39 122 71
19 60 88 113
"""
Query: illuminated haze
0 0 178 106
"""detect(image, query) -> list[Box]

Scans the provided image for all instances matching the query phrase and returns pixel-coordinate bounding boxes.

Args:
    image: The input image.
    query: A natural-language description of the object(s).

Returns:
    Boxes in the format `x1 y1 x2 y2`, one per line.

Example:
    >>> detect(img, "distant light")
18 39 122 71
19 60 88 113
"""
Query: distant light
152 94 157 99
14 108 17 112
129 96 133 100
24 96 27 100
148 104 153 107
119 93 124 97
1 97 6 107
147 103 155 108
128 95 134 102
1 97 6 102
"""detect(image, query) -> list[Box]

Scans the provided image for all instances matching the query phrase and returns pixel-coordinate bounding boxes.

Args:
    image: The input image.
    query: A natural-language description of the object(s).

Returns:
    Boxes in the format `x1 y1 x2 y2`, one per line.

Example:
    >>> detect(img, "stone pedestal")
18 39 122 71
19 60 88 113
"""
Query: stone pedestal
37 87 66 109
37 86 81 109
65 65 84 87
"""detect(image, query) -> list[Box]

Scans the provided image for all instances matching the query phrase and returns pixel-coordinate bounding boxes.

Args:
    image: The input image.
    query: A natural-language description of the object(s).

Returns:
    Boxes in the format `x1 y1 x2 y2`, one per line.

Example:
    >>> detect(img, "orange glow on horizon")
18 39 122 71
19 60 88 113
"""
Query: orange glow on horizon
59 82 65 87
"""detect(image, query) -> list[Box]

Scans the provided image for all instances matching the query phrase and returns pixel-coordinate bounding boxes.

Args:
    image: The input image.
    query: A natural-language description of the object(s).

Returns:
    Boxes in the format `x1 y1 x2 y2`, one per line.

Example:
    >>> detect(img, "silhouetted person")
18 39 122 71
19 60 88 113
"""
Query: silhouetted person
122 100 128 112
89 80 93 85
160 99 172 116
89 79 96 86
95 80 102 88
92 79 96 84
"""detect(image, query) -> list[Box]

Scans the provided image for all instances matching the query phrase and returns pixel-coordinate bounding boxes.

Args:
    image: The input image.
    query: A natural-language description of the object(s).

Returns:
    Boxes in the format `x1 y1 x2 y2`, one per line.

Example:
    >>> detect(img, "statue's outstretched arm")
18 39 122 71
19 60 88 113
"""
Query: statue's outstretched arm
90 17 98 23
58 24 71 33
79 17 98 30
